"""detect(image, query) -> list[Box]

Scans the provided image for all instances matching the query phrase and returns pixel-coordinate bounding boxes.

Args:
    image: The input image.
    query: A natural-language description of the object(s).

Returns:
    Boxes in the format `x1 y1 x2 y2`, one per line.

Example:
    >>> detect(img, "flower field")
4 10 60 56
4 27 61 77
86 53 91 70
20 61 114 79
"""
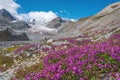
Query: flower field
18 34 120 80
0 34 120 80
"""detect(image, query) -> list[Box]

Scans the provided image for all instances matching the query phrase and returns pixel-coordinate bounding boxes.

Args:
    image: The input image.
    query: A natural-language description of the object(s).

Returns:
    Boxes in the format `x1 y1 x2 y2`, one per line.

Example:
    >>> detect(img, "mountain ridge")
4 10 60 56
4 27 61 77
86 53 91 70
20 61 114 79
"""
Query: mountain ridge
51 2 120 40
0 2 120 41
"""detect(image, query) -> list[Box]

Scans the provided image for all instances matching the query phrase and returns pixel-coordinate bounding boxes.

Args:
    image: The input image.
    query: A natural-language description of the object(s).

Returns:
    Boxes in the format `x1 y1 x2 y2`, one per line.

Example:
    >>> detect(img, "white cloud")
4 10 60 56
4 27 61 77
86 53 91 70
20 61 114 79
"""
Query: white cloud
0 0 75 24
16 14 29 21
0 0 20 15
62 18 76 22
28 11 57 23
60 10 64 13
70 19 76 22
60 10 70 15
0 0 57 23
16 11 57 25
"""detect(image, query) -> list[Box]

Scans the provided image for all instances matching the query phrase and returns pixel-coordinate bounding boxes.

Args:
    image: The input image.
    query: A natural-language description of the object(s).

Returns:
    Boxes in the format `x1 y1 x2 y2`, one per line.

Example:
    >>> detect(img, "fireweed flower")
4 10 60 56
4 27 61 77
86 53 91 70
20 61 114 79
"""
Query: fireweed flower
24 34 120 80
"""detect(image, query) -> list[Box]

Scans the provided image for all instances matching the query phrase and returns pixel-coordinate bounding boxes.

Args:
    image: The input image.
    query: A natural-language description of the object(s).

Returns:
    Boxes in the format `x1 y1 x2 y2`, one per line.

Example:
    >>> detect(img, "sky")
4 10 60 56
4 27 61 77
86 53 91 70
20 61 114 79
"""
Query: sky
0 0 119 22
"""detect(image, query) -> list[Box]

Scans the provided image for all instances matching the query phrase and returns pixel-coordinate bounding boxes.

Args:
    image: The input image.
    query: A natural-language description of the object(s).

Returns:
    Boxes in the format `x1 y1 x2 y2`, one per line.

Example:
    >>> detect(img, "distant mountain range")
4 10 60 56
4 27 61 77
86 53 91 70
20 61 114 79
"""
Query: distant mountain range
0 2 120 41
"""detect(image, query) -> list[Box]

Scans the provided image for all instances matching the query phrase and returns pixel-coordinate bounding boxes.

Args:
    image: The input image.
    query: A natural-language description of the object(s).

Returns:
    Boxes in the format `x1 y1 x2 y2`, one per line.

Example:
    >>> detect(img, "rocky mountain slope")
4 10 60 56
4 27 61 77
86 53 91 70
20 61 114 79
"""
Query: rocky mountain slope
0 9 30 30
49 2 120 40
0 28 29 41
0 9 15 21
46 17 67 29
0 9 30 41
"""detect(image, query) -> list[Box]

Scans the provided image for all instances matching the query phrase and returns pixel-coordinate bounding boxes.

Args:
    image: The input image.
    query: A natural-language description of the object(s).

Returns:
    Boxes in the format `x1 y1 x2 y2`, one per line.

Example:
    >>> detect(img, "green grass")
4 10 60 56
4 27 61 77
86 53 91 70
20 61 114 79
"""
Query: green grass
114 30 120 34
0 55 14 71
15 61 44 79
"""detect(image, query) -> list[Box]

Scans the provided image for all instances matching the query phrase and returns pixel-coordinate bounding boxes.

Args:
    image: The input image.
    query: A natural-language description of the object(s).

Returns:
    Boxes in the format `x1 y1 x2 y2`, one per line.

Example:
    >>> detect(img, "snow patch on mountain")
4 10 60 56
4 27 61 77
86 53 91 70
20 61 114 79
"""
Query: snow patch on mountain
28 24 58 34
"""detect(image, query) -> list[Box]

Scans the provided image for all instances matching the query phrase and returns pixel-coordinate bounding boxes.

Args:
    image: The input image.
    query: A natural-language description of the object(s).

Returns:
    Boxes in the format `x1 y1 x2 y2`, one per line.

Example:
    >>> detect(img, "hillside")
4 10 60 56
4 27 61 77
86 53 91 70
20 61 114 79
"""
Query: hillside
52 2 120 40
0 2 120 80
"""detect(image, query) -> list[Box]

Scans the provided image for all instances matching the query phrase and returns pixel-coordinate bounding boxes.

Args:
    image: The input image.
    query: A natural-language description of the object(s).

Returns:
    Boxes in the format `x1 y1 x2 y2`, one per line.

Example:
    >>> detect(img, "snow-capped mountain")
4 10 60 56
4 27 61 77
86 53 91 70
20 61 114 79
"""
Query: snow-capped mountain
0 2 120 41
0 8 59 41
0 9 30 41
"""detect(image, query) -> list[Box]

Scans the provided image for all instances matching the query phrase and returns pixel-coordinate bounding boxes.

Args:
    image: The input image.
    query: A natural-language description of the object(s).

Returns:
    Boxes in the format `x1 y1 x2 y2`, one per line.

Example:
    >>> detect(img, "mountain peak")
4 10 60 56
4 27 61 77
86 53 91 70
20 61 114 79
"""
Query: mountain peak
47 17 66 29
29 18 36 25
0 8 16 21
0 9 7 12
